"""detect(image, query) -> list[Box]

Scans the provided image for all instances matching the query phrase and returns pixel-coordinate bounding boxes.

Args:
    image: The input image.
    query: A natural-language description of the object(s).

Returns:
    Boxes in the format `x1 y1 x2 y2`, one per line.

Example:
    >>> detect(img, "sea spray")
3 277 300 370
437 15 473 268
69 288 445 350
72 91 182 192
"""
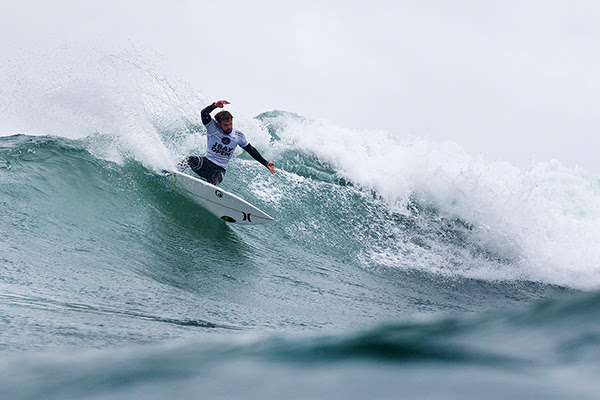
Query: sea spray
0 47 200 169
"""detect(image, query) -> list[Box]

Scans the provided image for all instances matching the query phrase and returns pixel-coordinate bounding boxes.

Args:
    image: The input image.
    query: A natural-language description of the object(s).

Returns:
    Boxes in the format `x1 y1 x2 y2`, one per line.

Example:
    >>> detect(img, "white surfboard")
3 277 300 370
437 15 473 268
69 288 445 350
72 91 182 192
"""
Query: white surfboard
161 170 274 225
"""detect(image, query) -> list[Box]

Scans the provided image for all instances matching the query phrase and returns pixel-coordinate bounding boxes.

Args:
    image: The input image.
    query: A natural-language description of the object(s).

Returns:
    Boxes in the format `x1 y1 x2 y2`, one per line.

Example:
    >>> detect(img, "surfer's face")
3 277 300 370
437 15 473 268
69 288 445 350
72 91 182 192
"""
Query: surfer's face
218 119 233 134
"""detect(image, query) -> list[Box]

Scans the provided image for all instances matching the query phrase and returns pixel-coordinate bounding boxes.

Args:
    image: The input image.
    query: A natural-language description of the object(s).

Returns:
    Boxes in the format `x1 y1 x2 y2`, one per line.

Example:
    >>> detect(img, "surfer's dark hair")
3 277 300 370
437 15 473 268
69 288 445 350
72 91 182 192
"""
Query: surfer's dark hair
215 110 233 123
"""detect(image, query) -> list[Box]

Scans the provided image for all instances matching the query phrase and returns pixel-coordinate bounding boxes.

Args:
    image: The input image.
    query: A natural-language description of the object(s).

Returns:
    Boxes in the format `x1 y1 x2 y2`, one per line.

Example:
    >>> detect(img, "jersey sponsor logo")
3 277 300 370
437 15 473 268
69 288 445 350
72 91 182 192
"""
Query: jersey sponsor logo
211 143 233 157
221 136 231 145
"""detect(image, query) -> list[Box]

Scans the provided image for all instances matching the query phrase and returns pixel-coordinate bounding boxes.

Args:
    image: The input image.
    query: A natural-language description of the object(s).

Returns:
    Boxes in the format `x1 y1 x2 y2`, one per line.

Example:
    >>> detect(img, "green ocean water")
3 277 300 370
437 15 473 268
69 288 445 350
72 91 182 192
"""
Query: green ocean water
2 53 600 399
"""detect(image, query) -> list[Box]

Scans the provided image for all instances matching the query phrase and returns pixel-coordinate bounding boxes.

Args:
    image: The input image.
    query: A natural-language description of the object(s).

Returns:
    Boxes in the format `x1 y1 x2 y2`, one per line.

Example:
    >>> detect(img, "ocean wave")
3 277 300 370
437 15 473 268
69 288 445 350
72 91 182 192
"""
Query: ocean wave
2 49 600 291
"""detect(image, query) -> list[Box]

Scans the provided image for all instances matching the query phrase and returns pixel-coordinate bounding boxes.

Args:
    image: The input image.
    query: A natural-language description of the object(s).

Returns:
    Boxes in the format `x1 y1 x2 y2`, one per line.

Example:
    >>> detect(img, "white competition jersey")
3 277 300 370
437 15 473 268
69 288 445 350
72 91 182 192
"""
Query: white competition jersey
204 119 248 169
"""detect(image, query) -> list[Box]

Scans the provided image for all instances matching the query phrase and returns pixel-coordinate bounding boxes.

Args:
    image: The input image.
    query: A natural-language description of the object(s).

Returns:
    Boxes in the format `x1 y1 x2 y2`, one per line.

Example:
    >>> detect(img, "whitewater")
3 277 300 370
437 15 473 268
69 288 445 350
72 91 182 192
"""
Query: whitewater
2 50 600 399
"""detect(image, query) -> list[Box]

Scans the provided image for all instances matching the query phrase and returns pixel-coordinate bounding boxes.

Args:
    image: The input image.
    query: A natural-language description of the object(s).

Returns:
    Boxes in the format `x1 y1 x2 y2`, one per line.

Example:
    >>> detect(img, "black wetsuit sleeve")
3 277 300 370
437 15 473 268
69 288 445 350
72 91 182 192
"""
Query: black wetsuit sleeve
242 144 269 167
201 103 217 125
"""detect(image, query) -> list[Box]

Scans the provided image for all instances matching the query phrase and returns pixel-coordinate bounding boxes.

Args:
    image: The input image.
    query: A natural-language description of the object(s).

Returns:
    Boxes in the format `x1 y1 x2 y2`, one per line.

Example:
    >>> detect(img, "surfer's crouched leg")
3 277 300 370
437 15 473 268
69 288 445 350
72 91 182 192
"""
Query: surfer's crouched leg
209 169 225 186
186 156 225 186
187 155 204 176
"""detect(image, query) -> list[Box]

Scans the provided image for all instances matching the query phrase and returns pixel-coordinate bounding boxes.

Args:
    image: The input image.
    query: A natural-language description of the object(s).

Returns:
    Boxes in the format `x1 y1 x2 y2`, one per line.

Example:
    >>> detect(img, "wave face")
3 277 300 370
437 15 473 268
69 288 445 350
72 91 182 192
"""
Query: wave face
2 50 600 399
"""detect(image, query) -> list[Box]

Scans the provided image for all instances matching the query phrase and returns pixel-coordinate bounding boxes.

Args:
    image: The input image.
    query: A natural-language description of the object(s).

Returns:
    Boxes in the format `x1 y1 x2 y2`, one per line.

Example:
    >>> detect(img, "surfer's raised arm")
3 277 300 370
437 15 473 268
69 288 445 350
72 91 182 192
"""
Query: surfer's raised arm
201 100 230 125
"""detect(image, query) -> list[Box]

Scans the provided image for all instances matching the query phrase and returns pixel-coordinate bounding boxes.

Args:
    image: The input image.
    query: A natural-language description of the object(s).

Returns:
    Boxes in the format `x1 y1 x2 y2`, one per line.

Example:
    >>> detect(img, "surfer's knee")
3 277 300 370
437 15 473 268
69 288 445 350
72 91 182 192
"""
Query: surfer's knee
187 156 205 174
211 170 225 186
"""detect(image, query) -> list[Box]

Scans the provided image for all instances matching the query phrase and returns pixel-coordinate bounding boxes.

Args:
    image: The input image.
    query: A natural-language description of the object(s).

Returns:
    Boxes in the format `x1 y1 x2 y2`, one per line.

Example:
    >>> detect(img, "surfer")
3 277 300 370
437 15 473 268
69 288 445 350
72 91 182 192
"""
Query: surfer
177 100 276 186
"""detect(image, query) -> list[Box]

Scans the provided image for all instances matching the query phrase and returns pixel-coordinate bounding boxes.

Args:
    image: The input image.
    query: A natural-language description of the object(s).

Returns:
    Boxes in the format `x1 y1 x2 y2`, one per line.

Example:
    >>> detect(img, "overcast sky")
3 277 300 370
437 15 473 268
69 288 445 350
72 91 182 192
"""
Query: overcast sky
1 0 599 172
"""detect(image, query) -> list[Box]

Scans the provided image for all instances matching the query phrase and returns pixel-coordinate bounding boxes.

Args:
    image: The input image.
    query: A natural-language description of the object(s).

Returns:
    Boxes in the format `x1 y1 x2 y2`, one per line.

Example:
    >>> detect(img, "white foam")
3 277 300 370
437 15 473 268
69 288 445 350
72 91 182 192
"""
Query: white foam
258 113 600 290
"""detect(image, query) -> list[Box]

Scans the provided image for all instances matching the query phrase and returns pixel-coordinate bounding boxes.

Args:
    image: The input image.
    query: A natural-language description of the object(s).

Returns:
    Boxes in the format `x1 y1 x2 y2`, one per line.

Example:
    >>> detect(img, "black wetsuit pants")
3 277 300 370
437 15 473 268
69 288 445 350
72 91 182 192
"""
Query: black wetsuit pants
183 156 226 186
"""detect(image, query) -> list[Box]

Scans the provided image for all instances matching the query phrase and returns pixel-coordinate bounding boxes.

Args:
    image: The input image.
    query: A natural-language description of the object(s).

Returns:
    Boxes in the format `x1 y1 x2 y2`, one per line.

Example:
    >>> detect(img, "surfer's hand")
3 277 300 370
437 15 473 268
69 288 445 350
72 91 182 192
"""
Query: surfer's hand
214 100 230 108
266 162 276 174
